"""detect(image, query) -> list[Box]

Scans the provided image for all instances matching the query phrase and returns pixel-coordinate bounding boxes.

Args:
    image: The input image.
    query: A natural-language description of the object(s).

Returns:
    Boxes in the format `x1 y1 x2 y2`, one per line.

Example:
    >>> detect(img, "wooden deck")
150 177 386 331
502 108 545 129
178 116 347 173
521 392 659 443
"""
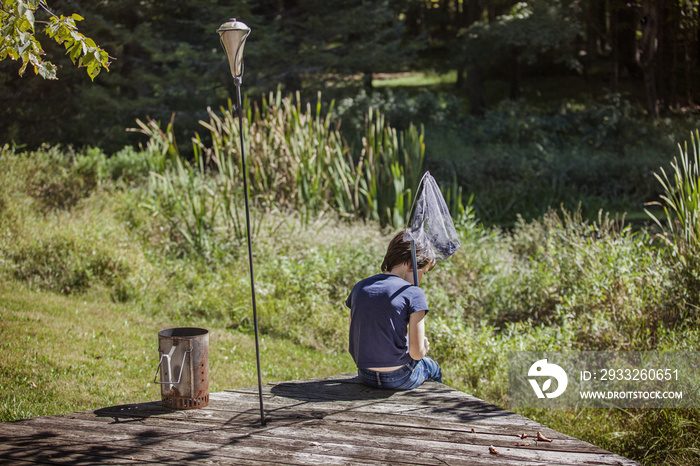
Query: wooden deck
0 373 638 465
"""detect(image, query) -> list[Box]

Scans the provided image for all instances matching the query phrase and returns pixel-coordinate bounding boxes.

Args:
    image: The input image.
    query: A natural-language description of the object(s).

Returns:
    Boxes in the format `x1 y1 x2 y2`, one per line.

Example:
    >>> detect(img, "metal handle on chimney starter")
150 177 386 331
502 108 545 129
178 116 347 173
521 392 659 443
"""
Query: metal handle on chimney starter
153 350 191 385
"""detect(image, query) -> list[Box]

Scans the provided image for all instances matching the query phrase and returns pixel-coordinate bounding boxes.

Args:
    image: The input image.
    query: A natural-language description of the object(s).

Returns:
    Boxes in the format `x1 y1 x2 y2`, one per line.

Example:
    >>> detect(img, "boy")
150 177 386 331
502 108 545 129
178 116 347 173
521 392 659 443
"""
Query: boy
346 230 442 389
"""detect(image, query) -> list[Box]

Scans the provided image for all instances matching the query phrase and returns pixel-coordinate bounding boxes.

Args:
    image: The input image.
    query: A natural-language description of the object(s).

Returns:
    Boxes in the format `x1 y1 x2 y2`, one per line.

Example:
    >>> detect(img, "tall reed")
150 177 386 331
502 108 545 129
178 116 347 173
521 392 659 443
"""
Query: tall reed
127 115 178 174
356 109 425 228
144 147 220 259
139 95 338 258
196 92 352 220
647 129 700 319
137 91 465 259
194 89 428 229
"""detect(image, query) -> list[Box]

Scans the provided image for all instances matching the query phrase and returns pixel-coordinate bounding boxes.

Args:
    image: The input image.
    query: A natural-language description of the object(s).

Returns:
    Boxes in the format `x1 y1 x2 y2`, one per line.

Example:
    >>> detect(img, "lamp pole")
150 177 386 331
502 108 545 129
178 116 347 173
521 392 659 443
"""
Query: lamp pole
217 18 265 426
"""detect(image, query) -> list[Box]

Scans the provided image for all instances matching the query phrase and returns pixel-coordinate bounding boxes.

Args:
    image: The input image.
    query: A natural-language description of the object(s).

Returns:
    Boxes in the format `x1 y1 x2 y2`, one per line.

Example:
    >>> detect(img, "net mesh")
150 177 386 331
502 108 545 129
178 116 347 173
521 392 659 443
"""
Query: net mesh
405 171 460 261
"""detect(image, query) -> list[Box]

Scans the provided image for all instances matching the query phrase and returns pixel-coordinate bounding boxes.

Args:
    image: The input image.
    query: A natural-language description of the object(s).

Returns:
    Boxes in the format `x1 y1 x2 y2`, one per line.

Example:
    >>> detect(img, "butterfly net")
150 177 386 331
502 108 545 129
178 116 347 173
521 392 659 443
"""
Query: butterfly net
404 171 460 261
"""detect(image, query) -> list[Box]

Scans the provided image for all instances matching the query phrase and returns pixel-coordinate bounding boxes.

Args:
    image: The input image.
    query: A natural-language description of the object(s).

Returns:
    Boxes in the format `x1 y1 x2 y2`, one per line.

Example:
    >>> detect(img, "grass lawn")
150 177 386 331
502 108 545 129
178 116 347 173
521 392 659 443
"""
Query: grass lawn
372 70 458 88
0 281 355 422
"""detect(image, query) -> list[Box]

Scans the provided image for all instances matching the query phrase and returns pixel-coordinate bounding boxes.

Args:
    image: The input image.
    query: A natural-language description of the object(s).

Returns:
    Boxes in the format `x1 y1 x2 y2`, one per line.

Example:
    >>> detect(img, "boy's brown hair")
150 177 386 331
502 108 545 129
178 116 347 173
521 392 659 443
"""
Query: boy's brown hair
381 230 436 273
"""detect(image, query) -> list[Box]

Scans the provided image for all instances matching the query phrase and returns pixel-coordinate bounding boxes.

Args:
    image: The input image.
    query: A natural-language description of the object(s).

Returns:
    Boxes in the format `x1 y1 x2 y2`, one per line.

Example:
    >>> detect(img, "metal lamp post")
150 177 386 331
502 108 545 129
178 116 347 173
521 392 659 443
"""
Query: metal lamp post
217 18 266 426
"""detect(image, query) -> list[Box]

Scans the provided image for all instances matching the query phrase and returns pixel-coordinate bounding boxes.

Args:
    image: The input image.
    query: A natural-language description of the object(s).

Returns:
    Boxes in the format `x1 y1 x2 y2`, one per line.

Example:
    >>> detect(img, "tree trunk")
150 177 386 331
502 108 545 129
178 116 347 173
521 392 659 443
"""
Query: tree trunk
586 0 605 58
456 65 466 89
283 72 303 92
657 0 678 109
640 0 660 118
643 64 659 118
463 0 485 115
656 0 669 109
610 0 641 87
363 72 374 91
467 64 486 116
509 52 521 100
686 33 693 106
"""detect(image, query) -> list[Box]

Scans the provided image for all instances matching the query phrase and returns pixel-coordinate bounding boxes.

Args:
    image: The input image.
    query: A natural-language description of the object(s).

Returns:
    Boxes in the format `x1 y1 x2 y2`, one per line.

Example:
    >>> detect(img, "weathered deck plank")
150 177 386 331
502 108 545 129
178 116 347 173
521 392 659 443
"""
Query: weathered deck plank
0 373 638 465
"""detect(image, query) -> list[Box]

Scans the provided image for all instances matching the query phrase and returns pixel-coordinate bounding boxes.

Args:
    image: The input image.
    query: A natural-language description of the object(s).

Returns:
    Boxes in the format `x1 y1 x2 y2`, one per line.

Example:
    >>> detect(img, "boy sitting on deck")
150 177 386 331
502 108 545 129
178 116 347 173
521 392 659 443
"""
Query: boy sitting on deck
346 230 442 390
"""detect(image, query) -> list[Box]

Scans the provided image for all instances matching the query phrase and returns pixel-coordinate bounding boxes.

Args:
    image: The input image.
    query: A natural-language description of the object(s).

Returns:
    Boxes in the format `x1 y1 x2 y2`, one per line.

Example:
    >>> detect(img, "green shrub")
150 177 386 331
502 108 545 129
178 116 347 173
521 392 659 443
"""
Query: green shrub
104 146 153 183
426 206 673 352
7 234 131 297
425 139 667 225
0 154 143 301
126 117 177 174
613 409 700 465
19 146 102 211
144 152 222 260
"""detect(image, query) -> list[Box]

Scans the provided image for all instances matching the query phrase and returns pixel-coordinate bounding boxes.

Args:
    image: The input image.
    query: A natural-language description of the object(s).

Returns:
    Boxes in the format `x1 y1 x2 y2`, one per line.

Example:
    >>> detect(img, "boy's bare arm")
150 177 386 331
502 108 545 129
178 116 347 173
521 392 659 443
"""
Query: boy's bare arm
408 311 428 360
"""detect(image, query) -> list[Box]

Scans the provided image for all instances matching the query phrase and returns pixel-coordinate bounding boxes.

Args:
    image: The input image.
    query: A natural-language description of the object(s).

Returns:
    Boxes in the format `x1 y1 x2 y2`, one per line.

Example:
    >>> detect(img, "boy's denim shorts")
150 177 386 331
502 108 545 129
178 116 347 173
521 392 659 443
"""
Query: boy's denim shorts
357 357 442 390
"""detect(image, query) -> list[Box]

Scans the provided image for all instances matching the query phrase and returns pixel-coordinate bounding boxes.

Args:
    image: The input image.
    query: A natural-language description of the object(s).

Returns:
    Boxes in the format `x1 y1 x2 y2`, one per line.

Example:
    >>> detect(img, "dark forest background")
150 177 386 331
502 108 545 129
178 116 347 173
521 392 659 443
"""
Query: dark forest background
3 0 699 150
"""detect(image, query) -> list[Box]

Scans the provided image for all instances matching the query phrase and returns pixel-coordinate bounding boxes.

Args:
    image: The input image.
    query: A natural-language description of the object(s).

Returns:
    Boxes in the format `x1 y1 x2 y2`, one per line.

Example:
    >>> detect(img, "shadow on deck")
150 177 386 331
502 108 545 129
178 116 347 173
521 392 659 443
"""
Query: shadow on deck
0 374 638 465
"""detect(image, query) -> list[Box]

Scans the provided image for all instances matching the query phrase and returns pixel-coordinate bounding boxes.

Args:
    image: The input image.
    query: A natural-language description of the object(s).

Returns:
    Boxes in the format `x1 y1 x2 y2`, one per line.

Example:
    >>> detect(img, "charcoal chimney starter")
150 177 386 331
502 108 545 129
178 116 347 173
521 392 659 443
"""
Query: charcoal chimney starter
154 327 210 410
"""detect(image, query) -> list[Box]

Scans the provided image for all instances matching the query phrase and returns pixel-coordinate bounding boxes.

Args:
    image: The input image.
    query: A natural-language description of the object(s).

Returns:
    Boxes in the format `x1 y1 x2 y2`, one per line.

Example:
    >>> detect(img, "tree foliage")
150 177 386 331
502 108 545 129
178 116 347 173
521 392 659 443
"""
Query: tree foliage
0 0 110 80
462 1 581 67
0 0 699 151
249 0 411 90
458 0 581 102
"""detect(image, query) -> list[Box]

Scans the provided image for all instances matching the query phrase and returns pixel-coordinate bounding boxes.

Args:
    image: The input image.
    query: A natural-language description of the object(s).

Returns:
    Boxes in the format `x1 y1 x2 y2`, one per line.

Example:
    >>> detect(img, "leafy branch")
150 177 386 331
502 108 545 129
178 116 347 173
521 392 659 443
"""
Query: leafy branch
0 0 112 80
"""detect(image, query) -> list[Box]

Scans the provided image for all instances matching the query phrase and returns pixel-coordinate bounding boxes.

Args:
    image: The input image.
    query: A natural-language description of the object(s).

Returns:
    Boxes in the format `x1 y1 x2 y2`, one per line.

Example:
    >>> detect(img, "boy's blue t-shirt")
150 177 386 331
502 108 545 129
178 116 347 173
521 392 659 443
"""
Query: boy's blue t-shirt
345 273 429 369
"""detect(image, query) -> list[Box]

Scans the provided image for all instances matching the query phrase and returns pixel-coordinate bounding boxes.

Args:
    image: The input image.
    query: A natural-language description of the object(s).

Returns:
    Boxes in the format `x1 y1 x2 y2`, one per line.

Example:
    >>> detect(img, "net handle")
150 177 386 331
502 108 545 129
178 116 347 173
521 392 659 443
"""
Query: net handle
406 171 429 230
408 172 430 287
411 240 419 286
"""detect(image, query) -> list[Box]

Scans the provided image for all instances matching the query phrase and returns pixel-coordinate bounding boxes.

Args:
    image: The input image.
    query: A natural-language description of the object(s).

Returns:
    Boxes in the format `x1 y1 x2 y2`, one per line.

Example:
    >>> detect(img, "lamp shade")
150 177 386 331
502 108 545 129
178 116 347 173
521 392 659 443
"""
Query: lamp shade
217 18 251 78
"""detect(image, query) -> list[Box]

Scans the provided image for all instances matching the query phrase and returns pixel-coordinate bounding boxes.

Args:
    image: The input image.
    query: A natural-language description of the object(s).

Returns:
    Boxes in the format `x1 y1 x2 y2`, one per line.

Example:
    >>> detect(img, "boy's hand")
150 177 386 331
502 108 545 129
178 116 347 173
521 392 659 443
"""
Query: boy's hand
424 337 430 354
